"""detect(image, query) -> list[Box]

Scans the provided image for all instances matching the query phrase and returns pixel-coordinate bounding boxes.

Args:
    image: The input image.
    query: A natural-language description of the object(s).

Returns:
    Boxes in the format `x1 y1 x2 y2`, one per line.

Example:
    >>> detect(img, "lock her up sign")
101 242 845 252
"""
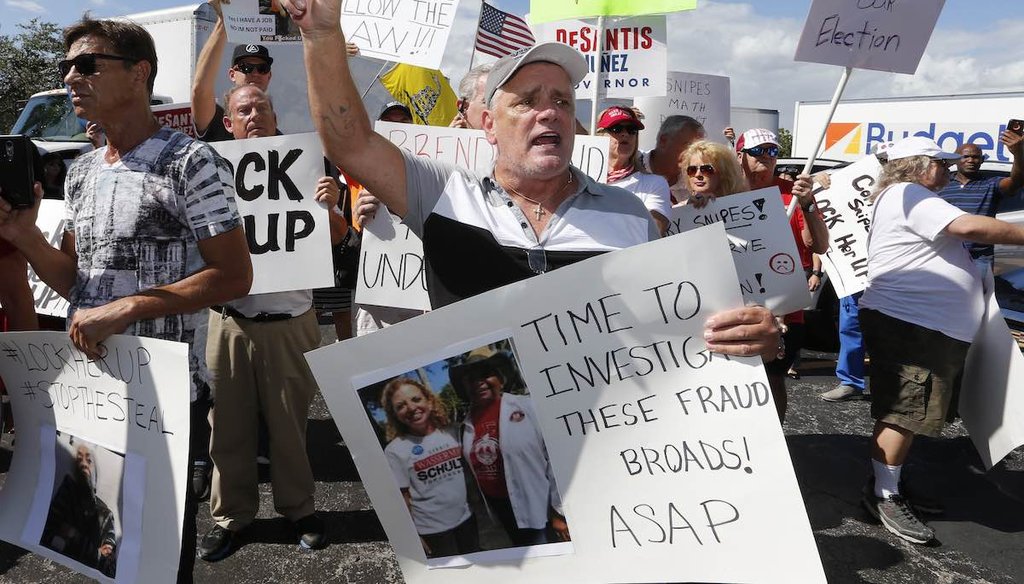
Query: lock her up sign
794 0 945 74
211 133 335 295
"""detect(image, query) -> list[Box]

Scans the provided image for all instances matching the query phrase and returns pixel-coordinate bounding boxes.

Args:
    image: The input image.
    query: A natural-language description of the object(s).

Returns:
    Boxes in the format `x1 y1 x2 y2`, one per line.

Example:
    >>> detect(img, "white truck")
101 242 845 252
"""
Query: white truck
9 3 390 158
792 91 1024 164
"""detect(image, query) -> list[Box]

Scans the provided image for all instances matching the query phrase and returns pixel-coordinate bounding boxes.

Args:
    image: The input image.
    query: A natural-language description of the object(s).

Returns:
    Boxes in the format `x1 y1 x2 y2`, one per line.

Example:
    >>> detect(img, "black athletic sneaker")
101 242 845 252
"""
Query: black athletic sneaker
863 489 935 544
198 525 236 562
191 460 212 502
863 476 944 515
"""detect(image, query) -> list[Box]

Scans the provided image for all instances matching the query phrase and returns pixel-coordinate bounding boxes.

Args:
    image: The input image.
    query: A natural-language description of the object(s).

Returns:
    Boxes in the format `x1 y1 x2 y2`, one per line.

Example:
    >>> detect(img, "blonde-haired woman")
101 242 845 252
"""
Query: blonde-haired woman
679 140 749 207
381 378 479 558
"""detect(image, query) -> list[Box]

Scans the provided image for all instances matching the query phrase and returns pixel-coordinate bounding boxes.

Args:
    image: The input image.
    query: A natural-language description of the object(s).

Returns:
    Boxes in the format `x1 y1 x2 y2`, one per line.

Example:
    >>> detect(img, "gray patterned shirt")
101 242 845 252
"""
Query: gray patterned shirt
64 127 241 398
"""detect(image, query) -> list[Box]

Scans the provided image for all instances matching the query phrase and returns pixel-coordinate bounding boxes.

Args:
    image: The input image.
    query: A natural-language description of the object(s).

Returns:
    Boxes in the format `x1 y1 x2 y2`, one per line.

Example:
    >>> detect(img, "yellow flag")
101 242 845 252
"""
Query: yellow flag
530 0 696 24
379 64 459 127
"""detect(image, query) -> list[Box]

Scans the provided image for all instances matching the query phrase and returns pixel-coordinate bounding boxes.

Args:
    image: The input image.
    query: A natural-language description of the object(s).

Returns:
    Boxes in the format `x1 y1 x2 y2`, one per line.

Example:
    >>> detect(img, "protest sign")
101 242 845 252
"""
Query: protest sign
306 223 826 583
341 0 462 70
375 121 610 182
961 288 1024 470
152 103 195 138
24 200 70 319
794 0 945 74
810 154 881 298
634 71 730 151
530 0 696 24
221 0 302 43
0 332 191 584
667 187 812 314
356 207 431 311
532 15 668 99
211 133 334 294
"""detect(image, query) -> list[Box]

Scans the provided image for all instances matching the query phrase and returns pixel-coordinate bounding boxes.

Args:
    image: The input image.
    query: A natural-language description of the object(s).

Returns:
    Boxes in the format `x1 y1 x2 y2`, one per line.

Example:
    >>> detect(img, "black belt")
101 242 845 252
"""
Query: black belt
211 305 294 322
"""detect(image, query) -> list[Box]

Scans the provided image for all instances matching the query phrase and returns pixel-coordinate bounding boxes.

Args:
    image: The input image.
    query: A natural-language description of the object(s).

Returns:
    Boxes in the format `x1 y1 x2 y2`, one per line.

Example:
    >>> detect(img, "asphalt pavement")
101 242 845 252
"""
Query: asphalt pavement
1 330 1022 584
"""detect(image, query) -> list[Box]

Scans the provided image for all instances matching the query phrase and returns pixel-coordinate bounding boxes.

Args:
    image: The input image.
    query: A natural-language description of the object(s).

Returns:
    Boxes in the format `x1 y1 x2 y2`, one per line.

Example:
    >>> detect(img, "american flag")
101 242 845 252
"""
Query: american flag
474 3 535 59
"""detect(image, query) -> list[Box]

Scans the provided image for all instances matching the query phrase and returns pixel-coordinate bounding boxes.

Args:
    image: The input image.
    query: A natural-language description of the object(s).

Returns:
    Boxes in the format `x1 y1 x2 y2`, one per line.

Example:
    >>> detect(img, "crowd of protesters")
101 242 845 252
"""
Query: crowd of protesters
1 0 1024 579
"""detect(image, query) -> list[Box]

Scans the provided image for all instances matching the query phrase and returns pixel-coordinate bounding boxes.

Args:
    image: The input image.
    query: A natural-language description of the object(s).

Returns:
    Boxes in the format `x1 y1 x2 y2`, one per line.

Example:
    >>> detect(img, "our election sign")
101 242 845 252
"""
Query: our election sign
221 0 302 43
529 0 696 24
532 15 668 99
794 0 945 74
810 154 881 298
306 223 826 583
211 133 335 295
375 121 611 182
667 187 813 315
357 207 431 311
635 71 730 151
26 200 70 319
0 333 191 584
961 288 1024 470
341 0 462 70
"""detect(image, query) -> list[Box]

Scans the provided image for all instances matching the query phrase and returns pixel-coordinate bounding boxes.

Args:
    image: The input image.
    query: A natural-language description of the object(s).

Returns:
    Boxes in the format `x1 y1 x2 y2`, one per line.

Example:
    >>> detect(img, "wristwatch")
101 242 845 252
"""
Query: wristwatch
810 270 824 278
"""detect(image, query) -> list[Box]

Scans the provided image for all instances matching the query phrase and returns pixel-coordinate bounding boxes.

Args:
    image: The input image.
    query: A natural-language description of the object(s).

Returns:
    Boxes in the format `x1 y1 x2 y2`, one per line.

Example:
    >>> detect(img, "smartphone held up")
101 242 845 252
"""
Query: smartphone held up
0 135 36 209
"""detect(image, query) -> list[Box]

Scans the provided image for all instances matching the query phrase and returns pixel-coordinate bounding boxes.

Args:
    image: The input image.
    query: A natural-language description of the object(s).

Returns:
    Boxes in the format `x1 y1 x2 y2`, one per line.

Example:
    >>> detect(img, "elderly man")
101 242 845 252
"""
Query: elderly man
937 133 1024 274
278 0 779 361
736 128 829 419
450 63 493 129
640 115 706 203
0 17 252 583
198 84 337 561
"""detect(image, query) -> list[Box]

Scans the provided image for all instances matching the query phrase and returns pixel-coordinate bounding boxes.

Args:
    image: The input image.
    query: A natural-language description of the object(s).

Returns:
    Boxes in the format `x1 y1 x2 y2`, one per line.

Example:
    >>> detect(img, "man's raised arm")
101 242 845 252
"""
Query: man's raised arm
280 0 410 217
192 0 228 137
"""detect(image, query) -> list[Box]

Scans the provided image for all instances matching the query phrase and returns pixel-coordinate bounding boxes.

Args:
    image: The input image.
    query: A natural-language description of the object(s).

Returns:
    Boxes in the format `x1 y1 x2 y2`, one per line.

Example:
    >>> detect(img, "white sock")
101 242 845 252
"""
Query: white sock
872 459 902 498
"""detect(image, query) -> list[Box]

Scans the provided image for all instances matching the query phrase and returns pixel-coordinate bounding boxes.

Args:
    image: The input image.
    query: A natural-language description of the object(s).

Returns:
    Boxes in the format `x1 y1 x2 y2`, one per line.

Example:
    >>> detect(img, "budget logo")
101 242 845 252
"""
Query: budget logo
823 122 864 157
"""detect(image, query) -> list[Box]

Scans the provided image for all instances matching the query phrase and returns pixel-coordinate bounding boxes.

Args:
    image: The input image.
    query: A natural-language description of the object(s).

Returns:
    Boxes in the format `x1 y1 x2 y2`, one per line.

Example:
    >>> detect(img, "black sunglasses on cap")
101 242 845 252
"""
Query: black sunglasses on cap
686 164 717 177
743 145 780 158
607 125 639 136
58 53 138 77
234 62 271 75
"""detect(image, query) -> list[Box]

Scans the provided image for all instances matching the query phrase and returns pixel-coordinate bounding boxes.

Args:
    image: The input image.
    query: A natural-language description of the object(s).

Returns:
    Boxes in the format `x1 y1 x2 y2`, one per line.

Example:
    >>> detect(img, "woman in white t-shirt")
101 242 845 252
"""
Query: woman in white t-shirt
596 106 673 236
858 136 1024 546
381 378 479 558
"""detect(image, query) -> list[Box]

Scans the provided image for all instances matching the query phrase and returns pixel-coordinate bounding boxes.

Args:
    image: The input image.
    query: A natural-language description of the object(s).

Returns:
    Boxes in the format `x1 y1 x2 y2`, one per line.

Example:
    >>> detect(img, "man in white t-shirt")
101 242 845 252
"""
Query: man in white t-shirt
859 136 1024 545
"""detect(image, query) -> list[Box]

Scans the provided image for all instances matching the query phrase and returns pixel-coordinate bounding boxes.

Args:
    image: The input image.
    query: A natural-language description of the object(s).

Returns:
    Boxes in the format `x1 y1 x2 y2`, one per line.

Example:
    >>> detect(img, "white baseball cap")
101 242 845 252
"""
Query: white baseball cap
484 42 588 106
884 136 960 162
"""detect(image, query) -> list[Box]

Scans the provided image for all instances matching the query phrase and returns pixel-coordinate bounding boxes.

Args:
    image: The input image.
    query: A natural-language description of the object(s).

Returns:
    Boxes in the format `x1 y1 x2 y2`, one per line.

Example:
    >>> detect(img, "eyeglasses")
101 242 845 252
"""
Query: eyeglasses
930 158 955 168
607 125 639 136
58 53 138 77
234 62 271 75
686 164 717 177
743 145 779 158
527 245 547 274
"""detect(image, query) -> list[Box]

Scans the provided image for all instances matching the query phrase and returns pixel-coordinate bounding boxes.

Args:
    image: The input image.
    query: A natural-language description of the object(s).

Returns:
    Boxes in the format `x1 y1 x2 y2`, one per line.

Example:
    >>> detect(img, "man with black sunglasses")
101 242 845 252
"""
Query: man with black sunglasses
0 16 253 584
736 128 829 420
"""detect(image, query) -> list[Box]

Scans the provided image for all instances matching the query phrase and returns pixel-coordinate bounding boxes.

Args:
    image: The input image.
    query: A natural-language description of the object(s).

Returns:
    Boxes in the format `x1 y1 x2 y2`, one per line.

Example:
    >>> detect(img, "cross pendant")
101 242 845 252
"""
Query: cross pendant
533 205 545 220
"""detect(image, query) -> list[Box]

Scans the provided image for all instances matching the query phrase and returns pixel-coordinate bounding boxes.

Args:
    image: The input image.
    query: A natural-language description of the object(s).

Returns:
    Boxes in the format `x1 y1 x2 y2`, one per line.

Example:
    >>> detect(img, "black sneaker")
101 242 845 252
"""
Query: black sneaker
862 489 935 544
863 476 944 515
198 525 236 562
192 460 211 502
294 513 327 551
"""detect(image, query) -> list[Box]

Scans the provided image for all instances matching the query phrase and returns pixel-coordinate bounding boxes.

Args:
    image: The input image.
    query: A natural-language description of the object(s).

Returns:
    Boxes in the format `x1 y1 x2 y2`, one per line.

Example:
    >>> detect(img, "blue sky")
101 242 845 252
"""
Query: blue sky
5 1 1023 128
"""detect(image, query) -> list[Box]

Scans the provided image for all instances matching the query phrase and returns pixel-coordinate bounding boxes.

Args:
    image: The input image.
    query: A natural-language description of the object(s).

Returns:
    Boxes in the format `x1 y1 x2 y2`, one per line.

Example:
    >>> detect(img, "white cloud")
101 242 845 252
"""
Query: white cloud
5 0 45 13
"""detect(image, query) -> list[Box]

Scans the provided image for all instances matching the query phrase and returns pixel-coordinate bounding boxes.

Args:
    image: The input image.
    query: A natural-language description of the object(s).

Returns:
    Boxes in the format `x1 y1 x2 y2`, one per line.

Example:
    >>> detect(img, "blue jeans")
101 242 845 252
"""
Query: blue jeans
836 292 865 392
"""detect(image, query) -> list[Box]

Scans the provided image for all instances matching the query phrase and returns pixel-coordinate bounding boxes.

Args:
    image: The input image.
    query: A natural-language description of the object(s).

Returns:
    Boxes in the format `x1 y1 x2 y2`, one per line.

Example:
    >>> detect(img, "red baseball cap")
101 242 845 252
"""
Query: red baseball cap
597 106 644 131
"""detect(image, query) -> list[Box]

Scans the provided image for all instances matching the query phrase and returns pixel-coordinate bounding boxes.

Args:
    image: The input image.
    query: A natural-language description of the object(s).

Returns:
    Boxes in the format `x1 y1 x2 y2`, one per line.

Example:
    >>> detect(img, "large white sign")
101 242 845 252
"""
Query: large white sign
811 154 881 298
375 121 610 182
306 224 825 583
341 0 462 69
667 187 812 315
532 15 668 99
961 289 1024 470
211 133 334 295
794 0 945 74
356 208 431 311
634 71 730 151
0 332 191 584
221 0 303 43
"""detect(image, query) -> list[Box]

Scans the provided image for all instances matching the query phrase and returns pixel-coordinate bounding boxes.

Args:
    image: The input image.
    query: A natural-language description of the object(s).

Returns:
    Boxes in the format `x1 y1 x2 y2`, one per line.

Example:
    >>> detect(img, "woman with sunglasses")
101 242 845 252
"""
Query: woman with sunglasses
679 140 749 209
596 106 672 235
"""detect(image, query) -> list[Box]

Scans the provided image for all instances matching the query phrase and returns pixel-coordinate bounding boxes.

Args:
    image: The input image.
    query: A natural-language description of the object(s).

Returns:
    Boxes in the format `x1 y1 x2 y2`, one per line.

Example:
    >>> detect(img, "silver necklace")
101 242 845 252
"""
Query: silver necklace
503 172 574 221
